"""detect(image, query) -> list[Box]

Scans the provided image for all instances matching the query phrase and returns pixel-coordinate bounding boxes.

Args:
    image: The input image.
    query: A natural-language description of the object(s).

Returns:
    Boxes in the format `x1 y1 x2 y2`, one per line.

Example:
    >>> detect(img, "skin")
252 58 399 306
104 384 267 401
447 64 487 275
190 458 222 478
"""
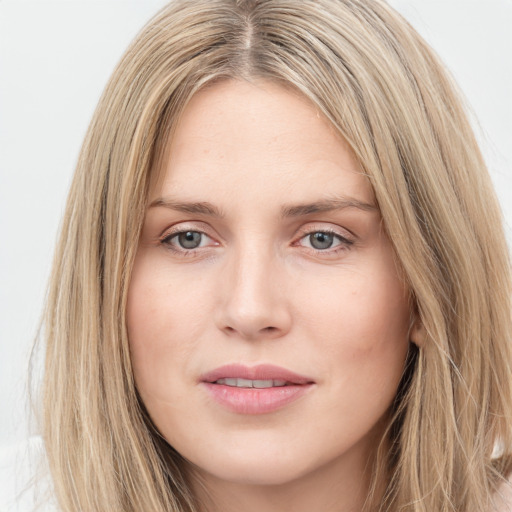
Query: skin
127 80 419 512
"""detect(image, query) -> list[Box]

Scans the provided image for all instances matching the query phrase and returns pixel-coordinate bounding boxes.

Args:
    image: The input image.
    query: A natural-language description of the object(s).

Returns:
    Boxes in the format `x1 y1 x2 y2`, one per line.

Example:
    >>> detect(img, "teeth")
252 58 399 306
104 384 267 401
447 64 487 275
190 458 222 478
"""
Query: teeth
253 379 274 388
215 378 288 388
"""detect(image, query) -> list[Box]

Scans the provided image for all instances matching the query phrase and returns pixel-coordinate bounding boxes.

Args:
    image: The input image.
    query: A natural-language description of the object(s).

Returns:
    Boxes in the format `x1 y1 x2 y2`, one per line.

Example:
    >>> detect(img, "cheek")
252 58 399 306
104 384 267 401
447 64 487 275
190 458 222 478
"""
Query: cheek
304 266 409 337
126 251 207 397
299 261 410 393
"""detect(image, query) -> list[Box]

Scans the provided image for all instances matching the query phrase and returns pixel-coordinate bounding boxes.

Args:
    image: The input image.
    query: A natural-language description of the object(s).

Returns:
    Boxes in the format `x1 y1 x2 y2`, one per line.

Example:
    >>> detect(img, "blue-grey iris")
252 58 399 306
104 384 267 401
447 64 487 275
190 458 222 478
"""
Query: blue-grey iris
178 231 202 249
310 232 334 249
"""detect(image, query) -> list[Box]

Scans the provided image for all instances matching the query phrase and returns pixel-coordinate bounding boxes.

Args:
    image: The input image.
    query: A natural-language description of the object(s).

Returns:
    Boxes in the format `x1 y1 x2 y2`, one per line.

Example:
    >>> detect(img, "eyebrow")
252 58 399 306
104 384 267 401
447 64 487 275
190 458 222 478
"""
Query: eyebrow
149 196 377 218
280 197 377 217
149 198 225 217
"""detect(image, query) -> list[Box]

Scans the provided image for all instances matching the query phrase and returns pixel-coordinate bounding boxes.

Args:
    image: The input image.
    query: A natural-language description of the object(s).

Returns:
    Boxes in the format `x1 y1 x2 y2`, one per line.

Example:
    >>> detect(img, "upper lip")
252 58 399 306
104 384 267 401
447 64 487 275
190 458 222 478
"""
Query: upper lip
200 364 314 385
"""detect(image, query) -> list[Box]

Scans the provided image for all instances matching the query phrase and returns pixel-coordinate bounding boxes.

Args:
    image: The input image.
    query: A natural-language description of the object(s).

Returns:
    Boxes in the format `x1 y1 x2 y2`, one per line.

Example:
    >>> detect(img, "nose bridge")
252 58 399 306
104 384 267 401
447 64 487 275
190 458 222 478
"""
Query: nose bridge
216 237 290 340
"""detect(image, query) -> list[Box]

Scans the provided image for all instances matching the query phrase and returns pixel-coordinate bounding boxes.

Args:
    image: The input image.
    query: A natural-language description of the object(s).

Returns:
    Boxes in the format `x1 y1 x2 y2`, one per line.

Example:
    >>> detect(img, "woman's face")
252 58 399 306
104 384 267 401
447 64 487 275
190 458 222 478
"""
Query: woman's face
127 80 412 488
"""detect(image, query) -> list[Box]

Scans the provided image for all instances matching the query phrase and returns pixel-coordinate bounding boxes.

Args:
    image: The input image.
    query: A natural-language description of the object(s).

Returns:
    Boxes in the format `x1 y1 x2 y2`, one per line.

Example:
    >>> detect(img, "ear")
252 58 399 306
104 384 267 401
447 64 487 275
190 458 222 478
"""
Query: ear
409 314 426 348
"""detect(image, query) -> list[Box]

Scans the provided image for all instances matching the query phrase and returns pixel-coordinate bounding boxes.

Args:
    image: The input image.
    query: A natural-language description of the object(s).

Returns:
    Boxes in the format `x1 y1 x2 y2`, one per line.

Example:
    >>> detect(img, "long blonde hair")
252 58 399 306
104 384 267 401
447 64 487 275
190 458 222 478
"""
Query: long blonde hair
41 1 512 510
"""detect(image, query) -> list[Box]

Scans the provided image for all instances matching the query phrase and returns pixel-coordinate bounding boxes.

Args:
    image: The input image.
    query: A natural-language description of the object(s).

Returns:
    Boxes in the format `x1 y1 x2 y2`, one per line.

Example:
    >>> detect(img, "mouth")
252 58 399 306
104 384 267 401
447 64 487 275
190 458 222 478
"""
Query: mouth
201 363 314 385
213 378 292 388
200 364 315 414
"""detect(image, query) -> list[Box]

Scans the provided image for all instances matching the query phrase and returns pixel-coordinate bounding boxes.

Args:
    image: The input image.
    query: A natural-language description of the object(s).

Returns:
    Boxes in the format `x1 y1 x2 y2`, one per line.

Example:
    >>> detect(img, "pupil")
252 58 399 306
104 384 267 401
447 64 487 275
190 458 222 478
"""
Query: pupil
310 232 333 250
178 231 201 249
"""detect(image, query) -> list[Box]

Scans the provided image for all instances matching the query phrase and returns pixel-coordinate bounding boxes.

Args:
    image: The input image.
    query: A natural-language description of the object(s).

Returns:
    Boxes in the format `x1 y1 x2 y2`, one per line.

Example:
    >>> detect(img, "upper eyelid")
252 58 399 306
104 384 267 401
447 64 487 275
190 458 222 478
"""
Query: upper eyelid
157 221 356 244
159 231 352 257
160 230 218 254
295 231 354 249
294 222 355 240
160 229 216 245
159 221 215 239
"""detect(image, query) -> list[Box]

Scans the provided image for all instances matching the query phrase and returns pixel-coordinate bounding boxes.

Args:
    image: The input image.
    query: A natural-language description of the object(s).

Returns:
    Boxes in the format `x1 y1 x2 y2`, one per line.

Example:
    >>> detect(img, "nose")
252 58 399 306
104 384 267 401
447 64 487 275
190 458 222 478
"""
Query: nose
215 244 292 341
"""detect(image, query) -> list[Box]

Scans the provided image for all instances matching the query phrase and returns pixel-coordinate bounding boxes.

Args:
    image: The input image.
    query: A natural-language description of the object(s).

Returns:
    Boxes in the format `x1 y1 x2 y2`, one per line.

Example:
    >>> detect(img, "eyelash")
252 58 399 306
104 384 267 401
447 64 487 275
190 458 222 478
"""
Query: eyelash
294 227 354 255
160 228 218 256
159 226 354 257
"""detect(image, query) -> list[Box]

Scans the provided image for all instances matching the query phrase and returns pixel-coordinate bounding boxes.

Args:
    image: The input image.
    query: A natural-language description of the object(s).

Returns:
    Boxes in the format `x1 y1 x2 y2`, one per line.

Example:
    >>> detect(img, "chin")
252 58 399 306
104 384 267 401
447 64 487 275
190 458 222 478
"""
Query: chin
197 460 311 487
183 443 327 488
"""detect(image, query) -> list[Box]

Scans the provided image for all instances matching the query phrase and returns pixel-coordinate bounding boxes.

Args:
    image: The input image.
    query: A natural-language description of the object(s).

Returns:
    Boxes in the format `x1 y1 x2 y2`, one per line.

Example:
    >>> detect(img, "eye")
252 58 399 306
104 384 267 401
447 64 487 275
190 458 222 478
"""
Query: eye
175 231 203 249
297 229 353 252
307 232 337 250
161 230 216 251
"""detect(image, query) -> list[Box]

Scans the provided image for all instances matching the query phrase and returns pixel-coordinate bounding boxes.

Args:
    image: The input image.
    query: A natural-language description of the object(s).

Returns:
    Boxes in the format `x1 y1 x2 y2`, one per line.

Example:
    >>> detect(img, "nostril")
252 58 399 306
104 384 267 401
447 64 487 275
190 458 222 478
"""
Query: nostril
221 324 281 339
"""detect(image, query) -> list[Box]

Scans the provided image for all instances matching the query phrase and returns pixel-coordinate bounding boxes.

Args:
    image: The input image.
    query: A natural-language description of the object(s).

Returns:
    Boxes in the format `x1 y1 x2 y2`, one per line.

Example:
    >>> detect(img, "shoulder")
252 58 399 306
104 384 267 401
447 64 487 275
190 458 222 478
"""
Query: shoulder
0 436 57 512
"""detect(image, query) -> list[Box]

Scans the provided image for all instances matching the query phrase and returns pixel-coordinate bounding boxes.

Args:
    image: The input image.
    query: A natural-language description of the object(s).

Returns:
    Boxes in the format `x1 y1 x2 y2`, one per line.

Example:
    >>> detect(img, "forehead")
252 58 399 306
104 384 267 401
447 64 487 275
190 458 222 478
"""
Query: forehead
153 79 373 209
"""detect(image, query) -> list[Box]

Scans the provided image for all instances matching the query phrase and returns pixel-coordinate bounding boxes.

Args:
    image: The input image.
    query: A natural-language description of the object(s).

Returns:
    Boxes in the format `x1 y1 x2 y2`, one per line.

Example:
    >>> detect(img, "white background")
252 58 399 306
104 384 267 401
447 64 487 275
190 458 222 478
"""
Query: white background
1 0 511 453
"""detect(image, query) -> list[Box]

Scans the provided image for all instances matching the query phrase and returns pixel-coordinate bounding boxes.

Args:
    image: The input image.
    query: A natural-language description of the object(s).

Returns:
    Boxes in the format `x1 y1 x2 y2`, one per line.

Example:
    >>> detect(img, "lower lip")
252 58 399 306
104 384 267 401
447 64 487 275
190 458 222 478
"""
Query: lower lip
202 383 313 414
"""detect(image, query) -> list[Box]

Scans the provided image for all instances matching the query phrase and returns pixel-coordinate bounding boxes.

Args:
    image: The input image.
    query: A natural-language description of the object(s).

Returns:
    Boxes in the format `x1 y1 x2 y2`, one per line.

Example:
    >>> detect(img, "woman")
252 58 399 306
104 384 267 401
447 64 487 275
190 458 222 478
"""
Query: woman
41 0 512 511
